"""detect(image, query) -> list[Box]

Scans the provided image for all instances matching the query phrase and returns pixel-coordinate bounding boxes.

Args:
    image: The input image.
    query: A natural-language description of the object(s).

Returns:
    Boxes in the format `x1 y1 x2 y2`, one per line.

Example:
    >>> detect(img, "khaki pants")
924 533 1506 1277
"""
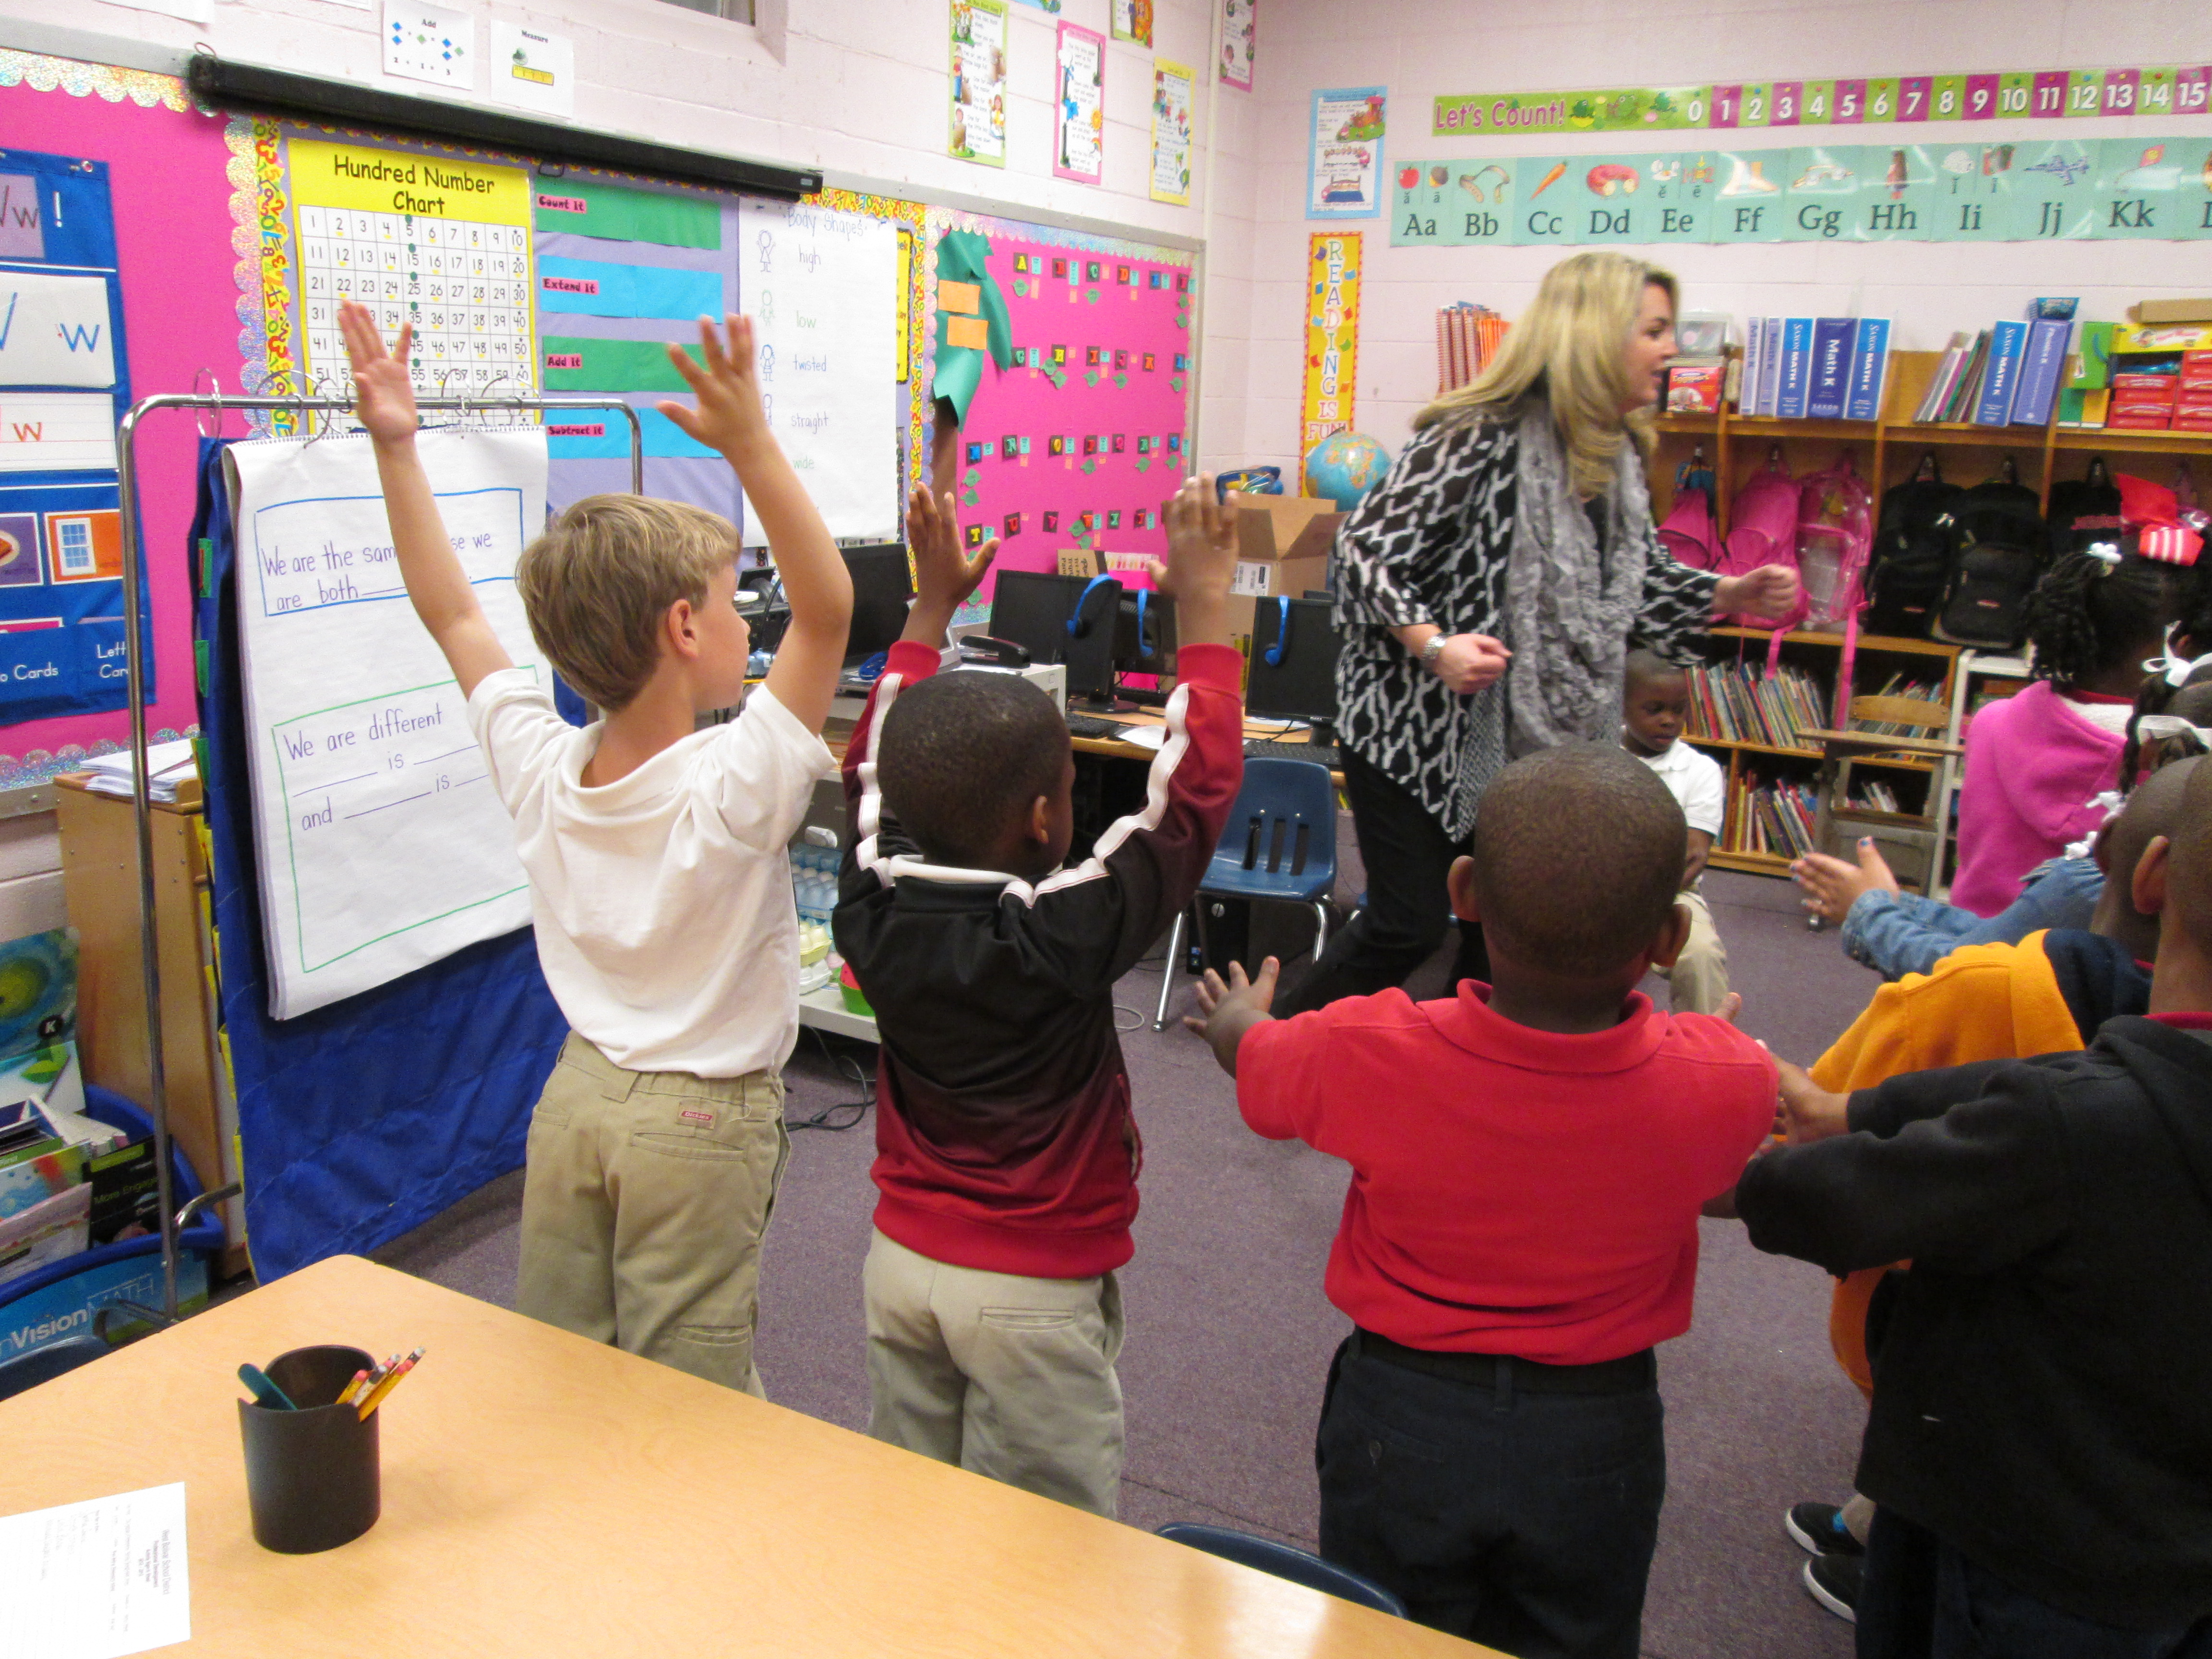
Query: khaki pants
862 1228 1126 1517
517 1031 789 1396
1667 888 1730 1015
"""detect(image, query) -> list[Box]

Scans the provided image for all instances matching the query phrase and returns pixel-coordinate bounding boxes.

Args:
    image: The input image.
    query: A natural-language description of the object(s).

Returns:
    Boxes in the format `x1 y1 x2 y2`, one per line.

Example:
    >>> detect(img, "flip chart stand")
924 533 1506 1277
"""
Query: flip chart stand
111 392 644 1318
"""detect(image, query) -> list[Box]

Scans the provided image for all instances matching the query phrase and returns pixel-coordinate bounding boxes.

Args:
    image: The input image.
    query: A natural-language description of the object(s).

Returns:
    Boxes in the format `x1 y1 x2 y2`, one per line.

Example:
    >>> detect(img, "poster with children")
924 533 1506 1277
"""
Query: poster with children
949 0 1009 169
1151 60 1195 205
1309 87 1387 219
1054 22 1106 185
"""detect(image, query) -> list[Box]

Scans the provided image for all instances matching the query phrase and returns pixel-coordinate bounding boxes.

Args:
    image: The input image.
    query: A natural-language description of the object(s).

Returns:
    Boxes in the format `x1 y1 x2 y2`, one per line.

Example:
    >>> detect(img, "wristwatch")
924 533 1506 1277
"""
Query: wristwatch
1418 634 1448 666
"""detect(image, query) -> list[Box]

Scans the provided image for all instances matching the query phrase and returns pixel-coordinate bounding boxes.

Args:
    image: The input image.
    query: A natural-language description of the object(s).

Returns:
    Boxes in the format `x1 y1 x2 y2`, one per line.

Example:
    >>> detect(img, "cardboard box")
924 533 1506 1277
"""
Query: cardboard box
1665 361 1726 414
2111 393 2179 415
2129 299 2212 326
1224 553 1329 639
2110 370 2179 389
1230 493 1344 563
2107 413 2174 431
2173 414 2212 433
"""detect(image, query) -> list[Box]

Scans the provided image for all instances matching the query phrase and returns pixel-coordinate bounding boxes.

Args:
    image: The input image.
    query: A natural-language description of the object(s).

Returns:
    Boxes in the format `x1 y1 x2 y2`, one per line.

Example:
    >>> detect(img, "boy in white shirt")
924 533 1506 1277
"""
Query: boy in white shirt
1623 649 1730 1014
339 299 851 1395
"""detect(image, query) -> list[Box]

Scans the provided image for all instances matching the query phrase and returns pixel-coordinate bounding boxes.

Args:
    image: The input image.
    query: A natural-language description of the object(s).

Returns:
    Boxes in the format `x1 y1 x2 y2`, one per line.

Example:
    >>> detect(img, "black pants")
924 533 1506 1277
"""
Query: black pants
1315 1332 1666 1659
1276 747 1487 1017
1859 1506 2212 1659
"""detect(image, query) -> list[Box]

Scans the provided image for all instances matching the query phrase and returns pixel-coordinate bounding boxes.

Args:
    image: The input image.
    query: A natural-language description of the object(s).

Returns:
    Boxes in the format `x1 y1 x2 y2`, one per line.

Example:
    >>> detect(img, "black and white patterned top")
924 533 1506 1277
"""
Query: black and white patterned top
1334 411 1721 839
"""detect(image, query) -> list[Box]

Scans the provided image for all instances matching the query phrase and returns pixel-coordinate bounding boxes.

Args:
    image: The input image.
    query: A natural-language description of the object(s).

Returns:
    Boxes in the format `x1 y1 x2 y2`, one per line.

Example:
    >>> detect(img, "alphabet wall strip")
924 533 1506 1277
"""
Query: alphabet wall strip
1392 137 2212 247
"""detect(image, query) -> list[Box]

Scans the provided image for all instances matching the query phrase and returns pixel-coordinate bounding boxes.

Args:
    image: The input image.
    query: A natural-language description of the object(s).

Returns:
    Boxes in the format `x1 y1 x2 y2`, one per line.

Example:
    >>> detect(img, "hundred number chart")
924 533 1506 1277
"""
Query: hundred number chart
286 139 539 400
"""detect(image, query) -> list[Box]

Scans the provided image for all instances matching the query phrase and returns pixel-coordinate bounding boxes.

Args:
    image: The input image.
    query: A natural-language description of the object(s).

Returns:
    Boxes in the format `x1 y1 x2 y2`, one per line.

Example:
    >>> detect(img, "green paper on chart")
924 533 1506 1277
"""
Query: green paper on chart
541 337 704 392
932 228 1014 422
532 178 721 248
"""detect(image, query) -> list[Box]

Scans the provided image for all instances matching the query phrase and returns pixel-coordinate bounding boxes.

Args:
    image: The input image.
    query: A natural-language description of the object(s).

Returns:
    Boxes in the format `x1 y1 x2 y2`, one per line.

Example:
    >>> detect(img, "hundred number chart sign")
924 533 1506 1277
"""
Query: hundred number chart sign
288 139 539 400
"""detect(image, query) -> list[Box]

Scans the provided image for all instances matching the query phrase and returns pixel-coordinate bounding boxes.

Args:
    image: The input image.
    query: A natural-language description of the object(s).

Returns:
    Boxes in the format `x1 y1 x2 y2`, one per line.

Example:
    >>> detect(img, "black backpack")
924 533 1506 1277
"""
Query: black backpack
1933 459 2048 650
2044 457 2125 561
1864 453 1966 638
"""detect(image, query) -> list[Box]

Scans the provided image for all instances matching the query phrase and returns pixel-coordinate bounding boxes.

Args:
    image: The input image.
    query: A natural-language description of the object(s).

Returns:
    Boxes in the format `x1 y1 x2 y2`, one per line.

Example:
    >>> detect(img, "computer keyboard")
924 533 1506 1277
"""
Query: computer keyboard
1244 738 1340 769
1064 713 1128 740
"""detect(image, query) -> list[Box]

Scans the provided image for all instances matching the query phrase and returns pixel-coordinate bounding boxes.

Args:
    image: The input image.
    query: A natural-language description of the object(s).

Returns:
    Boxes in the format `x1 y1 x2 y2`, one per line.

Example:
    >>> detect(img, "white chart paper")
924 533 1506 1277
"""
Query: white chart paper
489 23 576 120
383 0 476 90
227 428 550 1018
735 201 897 547
0 393 118 472
0 1482 190 1659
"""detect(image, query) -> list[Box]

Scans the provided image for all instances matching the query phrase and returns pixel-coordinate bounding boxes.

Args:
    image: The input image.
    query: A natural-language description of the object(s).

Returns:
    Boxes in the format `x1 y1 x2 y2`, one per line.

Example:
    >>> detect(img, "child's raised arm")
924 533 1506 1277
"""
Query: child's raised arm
1150 475 1239 652
659 314 852 734
901 483 997 648
339 300 513 699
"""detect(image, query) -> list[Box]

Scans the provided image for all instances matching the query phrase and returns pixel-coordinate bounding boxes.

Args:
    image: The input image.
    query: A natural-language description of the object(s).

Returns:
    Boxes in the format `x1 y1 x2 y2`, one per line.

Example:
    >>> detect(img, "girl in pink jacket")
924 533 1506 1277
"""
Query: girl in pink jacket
1951 553 2171 917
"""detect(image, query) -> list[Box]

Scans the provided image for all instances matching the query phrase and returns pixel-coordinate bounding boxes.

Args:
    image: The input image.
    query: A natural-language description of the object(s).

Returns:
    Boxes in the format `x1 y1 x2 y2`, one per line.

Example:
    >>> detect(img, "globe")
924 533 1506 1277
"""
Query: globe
1302 432 1391 511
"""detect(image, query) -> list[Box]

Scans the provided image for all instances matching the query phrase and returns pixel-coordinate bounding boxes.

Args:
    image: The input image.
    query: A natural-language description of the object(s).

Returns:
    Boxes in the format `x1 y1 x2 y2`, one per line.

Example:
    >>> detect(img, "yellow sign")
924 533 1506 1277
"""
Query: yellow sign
1300 232 1361 459
288 139 530 226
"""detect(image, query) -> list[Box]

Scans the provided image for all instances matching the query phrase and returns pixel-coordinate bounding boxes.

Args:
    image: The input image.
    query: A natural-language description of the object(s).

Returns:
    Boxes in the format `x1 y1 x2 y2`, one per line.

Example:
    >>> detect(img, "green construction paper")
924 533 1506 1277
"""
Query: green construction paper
1083 459 1098 474
932 229 1015 422
963 466 981 482
541 336 703 392
1113 373 1128 387
1085 288 1100 304
1171 376 1185 392
532 178 721 248
1135 457 1152 472
962 489 979 505
1086 370 1101 387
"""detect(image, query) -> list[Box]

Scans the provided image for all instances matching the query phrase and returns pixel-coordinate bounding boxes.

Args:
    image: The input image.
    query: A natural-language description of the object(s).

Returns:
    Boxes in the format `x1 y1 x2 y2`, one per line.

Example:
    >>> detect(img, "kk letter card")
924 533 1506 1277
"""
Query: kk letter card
225 428 551 1019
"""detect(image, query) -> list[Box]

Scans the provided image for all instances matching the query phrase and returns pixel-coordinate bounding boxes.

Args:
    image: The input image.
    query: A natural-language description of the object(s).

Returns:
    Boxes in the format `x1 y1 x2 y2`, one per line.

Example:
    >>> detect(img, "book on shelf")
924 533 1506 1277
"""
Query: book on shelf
1846 673 1947 736
2057 320 2116 428
1807 318 1856 419
1756 317 1784 417
1777 318 1815 419
1725 773 1821 861
1845 319 1890 421
1684 660 1829 751
1738 314 1764 414
1973 320 2029 426
2010 316 2072 428
1944 330 1993 422
1913 332 1972 422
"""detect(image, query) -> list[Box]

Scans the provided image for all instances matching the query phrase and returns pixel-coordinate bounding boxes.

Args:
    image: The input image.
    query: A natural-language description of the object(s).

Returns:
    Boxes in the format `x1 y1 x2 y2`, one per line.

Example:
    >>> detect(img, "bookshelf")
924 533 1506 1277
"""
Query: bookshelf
1683 625 1960 879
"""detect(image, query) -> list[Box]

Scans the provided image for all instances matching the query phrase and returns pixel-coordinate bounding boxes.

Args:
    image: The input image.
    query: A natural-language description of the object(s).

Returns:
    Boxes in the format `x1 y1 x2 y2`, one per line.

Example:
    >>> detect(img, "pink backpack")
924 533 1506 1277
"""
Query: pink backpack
1657 483 1720 570
1722 451 1805 631
1795 452 1874 632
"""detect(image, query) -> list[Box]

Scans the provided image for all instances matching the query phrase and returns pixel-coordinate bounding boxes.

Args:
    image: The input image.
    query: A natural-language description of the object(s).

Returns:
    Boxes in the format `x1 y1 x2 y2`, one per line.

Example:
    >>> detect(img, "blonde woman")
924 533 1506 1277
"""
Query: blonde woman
1278 252 1797 1015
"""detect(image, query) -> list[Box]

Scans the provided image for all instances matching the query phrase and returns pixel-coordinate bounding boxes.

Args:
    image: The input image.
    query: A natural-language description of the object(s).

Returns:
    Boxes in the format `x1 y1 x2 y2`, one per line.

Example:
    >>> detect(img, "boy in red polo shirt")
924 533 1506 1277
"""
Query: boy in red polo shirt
1189 743 1776 1659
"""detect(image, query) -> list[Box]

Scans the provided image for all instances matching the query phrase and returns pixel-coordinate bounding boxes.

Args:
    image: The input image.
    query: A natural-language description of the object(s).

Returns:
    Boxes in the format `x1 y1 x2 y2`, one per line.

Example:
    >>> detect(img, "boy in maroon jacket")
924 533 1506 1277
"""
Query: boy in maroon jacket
832 475 1243 1516
1189 743 1777 1659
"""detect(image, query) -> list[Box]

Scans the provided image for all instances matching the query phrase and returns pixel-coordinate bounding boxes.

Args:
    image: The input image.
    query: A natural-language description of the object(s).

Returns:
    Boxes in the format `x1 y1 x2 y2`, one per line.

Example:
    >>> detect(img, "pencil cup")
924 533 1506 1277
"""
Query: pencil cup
238 1343 381 1553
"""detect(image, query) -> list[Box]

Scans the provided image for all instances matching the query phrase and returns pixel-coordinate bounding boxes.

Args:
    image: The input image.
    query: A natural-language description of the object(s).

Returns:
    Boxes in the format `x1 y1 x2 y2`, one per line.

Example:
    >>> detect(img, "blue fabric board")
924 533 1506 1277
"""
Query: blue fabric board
190 437 570 1280
536 256 723 321
0 148 150 721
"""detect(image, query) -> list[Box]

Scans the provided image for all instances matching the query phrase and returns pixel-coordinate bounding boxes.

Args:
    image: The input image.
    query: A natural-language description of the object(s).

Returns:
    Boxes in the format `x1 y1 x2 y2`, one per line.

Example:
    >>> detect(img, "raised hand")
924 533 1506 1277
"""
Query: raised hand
1791 838 1899 924
905 483 998 623
338 299 420 449
1149 474 1238 606
657 314 769 461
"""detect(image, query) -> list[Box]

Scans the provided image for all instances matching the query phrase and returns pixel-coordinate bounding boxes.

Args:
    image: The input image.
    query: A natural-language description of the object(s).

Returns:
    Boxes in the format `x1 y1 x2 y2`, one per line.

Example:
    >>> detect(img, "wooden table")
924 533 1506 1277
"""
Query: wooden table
0 1257 1491 1655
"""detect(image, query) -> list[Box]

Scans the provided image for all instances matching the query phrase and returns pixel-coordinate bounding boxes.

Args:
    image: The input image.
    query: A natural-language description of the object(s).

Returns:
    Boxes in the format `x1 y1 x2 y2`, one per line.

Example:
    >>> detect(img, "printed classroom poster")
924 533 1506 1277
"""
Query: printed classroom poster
382 0 475 91
1151 60 1196 205
1055 22 1106 185
487 22 575 120
950 0 1009 168
1221 0 1255 91
1111 0 1152 46
1301 232 1360 454
287 140 538 403
1310 87 1387 218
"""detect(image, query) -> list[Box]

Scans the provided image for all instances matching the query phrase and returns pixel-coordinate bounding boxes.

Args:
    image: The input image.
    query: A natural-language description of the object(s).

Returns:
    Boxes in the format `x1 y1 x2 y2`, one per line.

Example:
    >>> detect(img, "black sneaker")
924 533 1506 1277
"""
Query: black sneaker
1786 1501 1865 1557
1803 1552 1861 1623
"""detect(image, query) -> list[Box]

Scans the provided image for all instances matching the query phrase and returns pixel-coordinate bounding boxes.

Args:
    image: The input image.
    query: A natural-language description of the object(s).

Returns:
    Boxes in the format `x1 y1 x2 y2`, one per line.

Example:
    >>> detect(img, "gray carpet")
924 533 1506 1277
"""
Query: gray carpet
373 867 1876 1659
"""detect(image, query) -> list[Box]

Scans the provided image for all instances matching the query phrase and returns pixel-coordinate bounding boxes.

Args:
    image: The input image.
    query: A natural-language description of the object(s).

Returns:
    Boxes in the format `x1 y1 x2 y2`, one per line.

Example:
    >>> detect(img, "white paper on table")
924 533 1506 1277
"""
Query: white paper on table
226 427 550 1019
735 201 898 547
0 1482 190 1659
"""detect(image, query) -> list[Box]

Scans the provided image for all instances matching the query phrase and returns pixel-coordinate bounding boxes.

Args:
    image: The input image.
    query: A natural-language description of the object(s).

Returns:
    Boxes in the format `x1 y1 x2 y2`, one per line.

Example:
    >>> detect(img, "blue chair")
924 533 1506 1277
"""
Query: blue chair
0 1334 108 1402
1155 1523 1407 1618
1154 757 1337 1030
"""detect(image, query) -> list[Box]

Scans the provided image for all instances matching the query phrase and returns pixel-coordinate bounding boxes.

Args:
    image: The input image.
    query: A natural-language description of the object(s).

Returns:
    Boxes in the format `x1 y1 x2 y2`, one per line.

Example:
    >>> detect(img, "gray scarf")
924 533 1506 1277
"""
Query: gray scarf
1503 402 1651 756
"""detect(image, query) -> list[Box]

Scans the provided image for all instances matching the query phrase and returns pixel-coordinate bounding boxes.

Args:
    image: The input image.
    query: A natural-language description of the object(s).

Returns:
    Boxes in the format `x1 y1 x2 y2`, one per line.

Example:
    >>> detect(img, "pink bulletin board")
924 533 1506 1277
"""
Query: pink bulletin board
0 54 247 785
938 211 1194 606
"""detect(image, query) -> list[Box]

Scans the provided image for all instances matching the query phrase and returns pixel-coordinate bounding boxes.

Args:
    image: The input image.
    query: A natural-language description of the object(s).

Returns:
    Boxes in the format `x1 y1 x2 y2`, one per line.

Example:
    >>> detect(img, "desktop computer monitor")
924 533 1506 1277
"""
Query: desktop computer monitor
841 542 913 665
987 570 1123 705
1112 588 1177 679
1246 597 1341 735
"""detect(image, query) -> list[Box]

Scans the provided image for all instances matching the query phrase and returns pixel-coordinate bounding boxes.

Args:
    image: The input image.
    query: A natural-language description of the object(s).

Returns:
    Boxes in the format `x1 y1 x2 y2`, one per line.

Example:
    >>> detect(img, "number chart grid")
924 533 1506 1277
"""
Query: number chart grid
295 205 537 397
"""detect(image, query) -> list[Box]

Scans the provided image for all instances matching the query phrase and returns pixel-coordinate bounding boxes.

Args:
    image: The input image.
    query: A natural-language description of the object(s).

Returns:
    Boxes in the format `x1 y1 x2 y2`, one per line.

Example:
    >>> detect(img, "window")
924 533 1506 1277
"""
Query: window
53 517 93 577
657 0 753 19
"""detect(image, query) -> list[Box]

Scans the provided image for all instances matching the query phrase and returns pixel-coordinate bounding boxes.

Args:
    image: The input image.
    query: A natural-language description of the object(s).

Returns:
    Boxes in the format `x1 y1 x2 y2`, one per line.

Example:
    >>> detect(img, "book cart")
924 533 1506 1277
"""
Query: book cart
1649 348 2212 886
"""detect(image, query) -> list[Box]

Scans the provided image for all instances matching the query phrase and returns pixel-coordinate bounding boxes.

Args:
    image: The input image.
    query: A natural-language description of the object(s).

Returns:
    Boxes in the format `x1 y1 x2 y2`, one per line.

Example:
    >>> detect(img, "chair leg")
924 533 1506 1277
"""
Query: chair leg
1311 902 1330 963
1153 908 1189 1031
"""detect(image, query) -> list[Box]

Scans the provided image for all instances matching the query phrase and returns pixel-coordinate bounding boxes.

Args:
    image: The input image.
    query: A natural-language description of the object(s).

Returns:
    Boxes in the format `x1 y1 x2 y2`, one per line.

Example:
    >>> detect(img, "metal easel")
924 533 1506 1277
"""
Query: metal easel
110 386 646 1320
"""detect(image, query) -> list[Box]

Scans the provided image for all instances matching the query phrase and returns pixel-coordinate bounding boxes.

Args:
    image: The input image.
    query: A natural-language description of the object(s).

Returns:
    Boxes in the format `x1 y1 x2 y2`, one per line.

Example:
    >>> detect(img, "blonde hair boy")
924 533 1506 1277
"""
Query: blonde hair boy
340 300 851 1395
